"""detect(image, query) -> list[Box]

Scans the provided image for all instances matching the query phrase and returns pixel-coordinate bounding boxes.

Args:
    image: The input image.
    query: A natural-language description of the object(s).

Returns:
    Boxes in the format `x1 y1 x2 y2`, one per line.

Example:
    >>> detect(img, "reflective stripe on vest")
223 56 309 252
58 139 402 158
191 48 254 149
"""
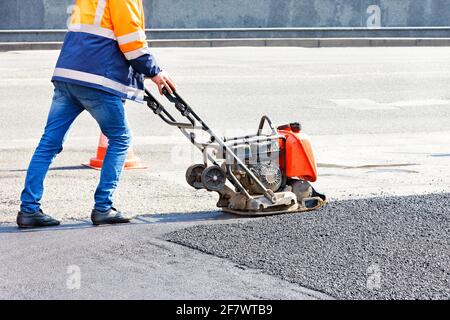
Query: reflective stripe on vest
53 68 144 101
94 0 107 25
69 0 149 60
56 0 155 102
68 24 116 40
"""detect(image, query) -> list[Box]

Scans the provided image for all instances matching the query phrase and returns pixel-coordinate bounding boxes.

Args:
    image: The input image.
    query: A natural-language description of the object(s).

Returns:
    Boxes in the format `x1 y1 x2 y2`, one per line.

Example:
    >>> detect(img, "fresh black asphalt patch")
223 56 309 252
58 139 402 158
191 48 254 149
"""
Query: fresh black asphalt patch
165 194 450 299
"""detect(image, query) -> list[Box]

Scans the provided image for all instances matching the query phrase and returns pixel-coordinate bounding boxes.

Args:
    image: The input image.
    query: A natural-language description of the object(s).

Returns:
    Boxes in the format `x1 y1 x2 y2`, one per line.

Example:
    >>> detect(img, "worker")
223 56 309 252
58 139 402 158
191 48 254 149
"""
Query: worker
17 0 175 228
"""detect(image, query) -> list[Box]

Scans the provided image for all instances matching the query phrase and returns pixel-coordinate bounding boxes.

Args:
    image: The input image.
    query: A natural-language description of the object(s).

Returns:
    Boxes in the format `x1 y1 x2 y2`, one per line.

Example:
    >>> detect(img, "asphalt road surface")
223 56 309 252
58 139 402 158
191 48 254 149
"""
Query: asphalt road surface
0 213 332 300
0 47 449 299
167 193 450 300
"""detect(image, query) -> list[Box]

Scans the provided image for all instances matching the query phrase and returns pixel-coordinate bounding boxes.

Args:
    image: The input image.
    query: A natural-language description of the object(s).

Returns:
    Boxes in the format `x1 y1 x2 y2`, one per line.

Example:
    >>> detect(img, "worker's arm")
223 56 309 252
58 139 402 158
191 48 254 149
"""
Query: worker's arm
109 0 176 94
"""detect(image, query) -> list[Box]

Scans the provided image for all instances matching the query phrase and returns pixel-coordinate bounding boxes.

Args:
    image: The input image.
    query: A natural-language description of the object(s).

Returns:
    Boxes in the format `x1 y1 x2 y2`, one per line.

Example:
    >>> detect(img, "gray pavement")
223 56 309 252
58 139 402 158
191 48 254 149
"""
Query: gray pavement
0 47 449 299
0 213 332 300
167 193 450 300
1 47 450 223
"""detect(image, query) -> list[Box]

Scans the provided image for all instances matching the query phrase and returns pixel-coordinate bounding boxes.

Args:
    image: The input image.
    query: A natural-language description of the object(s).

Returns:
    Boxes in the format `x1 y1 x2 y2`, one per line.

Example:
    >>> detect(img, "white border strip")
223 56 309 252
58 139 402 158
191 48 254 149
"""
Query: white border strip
94 0 107 26
53 68 144 101
123 46 151 60
117 29 147 45
68 24 116 40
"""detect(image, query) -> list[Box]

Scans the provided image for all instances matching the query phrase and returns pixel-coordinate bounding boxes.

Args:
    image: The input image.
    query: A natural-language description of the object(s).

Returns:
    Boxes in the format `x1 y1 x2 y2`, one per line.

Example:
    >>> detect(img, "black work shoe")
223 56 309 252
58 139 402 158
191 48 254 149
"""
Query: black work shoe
91 207 132 226
17 210 61 229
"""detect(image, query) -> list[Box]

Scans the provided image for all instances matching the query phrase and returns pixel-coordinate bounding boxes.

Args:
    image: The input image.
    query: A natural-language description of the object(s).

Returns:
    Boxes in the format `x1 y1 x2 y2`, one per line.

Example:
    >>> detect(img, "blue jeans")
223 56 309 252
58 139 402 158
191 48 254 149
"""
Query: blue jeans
20 81 131 213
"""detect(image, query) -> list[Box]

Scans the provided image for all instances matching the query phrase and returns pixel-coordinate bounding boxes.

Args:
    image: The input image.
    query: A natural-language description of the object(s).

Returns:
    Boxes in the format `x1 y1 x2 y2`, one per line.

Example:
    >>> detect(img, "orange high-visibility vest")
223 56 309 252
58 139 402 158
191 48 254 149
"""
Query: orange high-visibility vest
52 0 161 101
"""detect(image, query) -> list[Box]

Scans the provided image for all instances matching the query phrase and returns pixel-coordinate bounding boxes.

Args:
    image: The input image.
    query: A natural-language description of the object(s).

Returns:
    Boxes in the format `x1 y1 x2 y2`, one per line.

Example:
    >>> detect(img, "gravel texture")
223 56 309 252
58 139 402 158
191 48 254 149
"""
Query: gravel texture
166 194 450 300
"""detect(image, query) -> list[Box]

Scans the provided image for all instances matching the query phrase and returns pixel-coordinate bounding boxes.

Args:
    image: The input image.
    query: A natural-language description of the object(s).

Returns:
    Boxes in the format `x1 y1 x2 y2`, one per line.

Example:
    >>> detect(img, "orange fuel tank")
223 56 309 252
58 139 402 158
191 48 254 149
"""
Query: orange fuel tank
278 123 318 182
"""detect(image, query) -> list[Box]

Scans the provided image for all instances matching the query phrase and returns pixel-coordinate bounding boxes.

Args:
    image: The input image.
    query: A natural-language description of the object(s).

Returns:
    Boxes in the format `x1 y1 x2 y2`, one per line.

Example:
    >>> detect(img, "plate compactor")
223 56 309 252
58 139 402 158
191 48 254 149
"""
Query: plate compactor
144 88 326 216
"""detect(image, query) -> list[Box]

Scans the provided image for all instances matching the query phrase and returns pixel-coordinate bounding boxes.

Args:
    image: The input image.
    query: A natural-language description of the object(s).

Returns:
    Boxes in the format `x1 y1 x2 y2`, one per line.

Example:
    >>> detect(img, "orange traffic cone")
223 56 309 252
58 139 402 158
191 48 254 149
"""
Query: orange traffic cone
82 133 147 170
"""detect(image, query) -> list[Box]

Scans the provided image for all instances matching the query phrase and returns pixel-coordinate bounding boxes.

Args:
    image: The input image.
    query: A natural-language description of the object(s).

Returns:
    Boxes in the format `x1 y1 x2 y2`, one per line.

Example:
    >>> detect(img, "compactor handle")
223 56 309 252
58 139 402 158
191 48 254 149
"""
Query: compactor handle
257 115 277 136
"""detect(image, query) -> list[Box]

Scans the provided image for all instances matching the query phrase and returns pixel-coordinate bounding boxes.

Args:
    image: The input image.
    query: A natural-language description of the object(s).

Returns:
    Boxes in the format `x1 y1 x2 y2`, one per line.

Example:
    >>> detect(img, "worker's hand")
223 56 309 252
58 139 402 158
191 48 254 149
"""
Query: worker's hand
149 70 176 95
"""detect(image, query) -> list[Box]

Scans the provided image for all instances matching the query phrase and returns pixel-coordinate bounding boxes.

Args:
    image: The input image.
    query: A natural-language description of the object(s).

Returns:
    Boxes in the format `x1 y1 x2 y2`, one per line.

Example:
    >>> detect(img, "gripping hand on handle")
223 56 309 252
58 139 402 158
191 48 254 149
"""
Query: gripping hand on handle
149 70 177 95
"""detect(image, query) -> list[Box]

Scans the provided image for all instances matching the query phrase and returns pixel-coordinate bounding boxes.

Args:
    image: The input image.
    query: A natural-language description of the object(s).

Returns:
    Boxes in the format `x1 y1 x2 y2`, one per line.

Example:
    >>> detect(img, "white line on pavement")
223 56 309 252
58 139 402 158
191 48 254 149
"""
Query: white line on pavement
330 98 450 110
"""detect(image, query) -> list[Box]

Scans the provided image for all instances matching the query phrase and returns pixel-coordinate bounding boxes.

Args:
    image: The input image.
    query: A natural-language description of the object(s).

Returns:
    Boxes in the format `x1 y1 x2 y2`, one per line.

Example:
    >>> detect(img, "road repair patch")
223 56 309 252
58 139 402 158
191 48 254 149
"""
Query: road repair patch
165 193 450 300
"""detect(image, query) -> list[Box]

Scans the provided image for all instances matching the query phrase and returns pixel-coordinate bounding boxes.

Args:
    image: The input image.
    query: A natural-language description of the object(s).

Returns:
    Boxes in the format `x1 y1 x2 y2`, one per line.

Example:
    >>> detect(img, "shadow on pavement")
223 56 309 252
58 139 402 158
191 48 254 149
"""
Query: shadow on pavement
430 153 450 157
385 151 450 157
0 210 242 234
0 221 94 234
135 211 239 224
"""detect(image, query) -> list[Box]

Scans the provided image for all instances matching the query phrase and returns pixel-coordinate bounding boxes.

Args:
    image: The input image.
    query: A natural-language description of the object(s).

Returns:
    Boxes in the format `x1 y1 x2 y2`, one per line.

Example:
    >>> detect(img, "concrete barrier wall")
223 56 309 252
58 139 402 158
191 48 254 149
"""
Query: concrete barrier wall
1 0 450 30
